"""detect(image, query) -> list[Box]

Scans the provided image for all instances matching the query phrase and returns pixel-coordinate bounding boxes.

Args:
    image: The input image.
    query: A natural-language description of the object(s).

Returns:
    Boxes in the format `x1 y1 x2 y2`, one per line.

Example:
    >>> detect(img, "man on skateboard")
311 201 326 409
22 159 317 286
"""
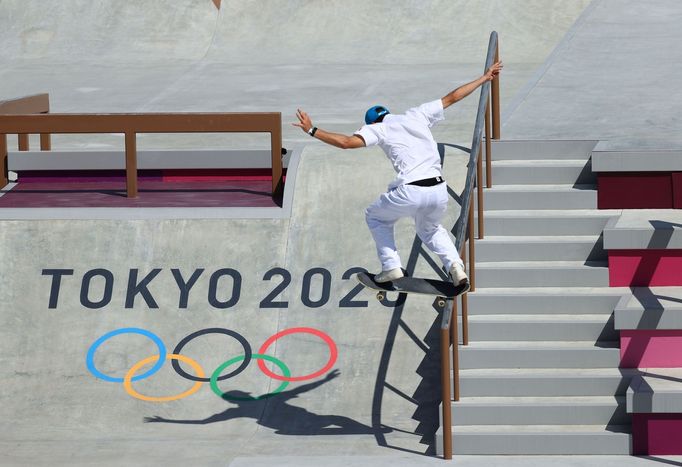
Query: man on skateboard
294 61 502 287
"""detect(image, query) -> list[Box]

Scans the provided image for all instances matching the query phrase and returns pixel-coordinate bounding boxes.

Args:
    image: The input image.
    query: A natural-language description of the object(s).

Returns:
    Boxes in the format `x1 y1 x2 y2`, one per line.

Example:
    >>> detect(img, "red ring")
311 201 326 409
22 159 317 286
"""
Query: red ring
257 327 337 382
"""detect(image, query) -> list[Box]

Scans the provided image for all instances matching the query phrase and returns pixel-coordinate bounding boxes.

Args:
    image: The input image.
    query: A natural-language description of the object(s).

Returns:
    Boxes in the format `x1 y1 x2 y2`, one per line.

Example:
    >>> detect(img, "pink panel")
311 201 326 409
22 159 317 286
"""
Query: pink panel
633 413 682 455
609 250 682 286
621 330 682 368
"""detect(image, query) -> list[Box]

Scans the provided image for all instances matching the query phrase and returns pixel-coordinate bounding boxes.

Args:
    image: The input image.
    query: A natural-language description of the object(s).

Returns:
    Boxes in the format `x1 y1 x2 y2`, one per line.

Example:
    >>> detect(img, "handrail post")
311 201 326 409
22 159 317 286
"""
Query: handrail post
270 116 283 202
461 293 469 347
476 144 484 239
1 134 7 187
492 45 501 140
125 132 138 198
468 200 476 292
451 298 460 402
440 317 453 459
485 100 492 188
461 245 470 346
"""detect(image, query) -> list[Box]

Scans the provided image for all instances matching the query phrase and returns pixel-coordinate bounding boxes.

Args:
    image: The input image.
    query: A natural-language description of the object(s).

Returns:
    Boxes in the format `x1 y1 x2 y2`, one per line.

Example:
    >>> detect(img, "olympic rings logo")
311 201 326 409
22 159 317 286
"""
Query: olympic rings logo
86 326 338 402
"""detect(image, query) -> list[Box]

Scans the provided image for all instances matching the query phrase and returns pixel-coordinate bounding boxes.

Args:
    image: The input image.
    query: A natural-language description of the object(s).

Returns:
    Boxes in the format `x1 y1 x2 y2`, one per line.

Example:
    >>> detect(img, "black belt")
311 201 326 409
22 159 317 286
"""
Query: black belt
407 176 444 187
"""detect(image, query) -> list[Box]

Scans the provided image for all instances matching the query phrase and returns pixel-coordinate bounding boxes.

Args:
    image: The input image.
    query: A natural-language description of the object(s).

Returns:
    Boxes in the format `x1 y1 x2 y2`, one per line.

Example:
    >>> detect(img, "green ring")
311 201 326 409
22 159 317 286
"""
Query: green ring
210 353 290 401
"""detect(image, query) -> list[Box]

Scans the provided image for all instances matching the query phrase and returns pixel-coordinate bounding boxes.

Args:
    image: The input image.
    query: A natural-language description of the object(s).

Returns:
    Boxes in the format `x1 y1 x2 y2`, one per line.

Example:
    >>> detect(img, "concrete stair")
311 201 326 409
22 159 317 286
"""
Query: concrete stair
438 140 631 455
458 368 639 397
459 341 621 369
491 159 595 185
481 184 598 211
475 260 609 288
466 288 624 315
437 424 632 455
475 235 605 262
478 209 619 237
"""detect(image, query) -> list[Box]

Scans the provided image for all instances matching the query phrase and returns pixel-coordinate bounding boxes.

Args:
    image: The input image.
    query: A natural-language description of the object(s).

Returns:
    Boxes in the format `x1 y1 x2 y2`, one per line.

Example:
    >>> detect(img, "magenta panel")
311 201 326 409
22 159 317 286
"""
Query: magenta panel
673 173 682 209
621 330 682 368
609 250 682 286
633 413 682 455
597 173 672 209
0 179 278 208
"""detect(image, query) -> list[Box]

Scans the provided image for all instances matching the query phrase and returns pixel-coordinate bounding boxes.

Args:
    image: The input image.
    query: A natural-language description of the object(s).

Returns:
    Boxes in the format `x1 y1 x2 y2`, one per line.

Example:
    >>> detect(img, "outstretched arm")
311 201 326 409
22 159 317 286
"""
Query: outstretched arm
293 109 365 149
441 61 503 109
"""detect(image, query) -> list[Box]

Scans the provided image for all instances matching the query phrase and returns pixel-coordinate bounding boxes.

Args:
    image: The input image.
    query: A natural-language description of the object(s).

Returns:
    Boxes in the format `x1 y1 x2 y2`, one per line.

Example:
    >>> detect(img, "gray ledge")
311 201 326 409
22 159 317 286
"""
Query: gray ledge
8 149 290 170
603 210 682 250
614 288 682 330
592 141 682 172
627 370 682 413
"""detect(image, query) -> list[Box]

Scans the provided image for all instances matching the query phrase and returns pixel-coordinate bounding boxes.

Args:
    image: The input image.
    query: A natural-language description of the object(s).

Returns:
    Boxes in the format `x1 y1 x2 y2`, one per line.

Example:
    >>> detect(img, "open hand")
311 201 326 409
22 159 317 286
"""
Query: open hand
485 61 503 81
293 109 313 133
143 416 165 423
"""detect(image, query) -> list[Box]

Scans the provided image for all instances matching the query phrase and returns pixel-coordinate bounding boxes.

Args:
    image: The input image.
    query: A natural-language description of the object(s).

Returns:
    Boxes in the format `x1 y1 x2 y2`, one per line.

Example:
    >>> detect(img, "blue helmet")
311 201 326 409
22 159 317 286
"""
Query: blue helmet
364 105 390 125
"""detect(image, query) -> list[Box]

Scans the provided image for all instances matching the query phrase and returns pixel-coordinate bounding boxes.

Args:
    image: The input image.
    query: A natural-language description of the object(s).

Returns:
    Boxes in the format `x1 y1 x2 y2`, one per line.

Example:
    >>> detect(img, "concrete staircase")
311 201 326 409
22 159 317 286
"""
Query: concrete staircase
436 140 633 455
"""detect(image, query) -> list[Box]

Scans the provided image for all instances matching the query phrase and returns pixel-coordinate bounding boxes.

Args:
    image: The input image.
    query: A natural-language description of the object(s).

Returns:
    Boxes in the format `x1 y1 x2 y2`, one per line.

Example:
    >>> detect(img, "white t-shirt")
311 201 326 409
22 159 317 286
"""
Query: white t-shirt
354 99 444 190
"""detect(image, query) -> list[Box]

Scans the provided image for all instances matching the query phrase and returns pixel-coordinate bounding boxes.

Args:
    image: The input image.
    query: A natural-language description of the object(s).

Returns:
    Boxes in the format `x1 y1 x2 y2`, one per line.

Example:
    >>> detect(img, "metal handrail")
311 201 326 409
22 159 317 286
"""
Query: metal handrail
0 107 283 200
455 31 500 251
439 31 500 460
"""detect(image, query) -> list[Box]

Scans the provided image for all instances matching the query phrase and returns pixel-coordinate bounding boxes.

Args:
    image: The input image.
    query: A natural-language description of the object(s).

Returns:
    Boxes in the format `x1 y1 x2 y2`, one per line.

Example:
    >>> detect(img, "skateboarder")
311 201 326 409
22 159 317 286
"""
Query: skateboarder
294 61 502 285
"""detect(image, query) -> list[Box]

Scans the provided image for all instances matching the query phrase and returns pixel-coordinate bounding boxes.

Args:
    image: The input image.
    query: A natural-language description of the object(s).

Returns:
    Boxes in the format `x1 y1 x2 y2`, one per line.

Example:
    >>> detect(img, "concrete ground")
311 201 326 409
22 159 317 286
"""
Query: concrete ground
3 1 682 466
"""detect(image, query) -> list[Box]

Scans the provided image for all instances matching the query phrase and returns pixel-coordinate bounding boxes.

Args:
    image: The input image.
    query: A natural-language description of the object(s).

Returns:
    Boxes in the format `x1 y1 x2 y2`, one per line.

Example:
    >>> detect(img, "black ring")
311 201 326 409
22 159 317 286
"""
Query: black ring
171 328 252 382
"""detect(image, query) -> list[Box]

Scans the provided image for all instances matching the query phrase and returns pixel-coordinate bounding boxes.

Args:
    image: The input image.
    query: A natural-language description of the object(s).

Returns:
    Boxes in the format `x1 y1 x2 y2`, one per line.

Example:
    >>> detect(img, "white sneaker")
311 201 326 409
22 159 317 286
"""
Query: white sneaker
449 263 468 285
374 268 404 283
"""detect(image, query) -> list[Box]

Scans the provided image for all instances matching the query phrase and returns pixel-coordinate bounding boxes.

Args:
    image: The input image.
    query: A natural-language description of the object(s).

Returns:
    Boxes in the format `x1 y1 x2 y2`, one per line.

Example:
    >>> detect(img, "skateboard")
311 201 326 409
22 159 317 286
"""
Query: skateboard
356 271 469 307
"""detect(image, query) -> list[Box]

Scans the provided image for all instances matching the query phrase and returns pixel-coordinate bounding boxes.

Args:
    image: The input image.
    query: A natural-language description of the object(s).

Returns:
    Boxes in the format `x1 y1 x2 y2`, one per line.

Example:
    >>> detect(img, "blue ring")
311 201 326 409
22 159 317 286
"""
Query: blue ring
86 328 166 383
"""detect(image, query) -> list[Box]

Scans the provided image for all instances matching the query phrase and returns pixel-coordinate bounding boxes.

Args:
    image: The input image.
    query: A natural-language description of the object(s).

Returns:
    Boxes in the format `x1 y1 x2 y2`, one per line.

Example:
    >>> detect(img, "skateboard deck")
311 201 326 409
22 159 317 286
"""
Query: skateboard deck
356 272 468 302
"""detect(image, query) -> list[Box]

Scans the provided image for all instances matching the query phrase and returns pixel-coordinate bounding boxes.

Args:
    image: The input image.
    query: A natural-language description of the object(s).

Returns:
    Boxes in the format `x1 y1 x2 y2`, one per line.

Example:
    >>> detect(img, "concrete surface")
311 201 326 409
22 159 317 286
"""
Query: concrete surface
503 0 682 149
0 0 589 151
0 143 468 466
5 0 682 465
230 454 682 466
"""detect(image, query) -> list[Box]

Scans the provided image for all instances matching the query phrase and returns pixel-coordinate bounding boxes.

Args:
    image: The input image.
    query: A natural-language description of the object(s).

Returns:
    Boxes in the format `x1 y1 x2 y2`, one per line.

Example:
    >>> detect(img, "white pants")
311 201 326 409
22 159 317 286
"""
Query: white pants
365 183 463 273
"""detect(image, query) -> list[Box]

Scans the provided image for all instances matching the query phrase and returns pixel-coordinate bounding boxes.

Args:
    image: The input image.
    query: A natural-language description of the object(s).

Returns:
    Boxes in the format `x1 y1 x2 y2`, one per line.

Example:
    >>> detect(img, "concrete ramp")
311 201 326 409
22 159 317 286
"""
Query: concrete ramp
0 0 589 149
0 144 469 465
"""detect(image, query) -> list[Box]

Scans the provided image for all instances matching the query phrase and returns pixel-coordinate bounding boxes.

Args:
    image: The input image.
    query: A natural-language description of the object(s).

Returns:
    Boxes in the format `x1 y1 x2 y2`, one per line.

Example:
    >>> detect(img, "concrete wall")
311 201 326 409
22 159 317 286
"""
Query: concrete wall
0 143 468 464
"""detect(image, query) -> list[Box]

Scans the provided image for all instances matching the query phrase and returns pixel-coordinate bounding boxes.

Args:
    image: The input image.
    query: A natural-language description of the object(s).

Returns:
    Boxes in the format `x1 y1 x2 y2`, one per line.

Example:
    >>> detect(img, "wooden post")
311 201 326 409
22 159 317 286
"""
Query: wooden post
485 100 492 188
492 46 501 139
270 122 283 202
0 134 7 187
477 145 484 239
40 134 51 151
451 299 460 402
125 132 138 198
468 201 476 292
18 134 29 151
440 322 453 459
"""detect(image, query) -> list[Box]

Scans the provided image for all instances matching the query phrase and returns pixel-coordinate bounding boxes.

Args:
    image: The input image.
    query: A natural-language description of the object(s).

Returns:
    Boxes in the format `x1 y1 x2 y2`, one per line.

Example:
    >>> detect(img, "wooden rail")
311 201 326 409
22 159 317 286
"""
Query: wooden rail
0 111 283 199
0 94 52 182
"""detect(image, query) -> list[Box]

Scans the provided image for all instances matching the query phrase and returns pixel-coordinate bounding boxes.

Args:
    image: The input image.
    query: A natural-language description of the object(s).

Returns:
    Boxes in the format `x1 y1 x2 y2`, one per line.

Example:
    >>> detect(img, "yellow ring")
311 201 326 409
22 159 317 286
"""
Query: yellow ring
123 353 205 402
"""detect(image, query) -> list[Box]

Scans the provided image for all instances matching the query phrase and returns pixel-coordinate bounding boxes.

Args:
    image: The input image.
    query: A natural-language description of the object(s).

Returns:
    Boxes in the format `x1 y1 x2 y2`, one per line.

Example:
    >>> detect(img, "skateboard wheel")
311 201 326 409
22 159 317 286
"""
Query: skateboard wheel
376 292 385 301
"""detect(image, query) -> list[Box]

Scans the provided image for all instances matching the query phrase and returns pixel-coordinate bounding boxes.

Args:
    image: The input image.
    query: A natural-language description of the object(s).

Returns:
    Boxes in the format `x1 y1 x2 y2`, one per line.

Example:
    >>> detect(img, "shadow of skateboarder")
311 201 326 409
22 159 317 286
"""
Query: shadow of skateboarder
144 370 390 435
